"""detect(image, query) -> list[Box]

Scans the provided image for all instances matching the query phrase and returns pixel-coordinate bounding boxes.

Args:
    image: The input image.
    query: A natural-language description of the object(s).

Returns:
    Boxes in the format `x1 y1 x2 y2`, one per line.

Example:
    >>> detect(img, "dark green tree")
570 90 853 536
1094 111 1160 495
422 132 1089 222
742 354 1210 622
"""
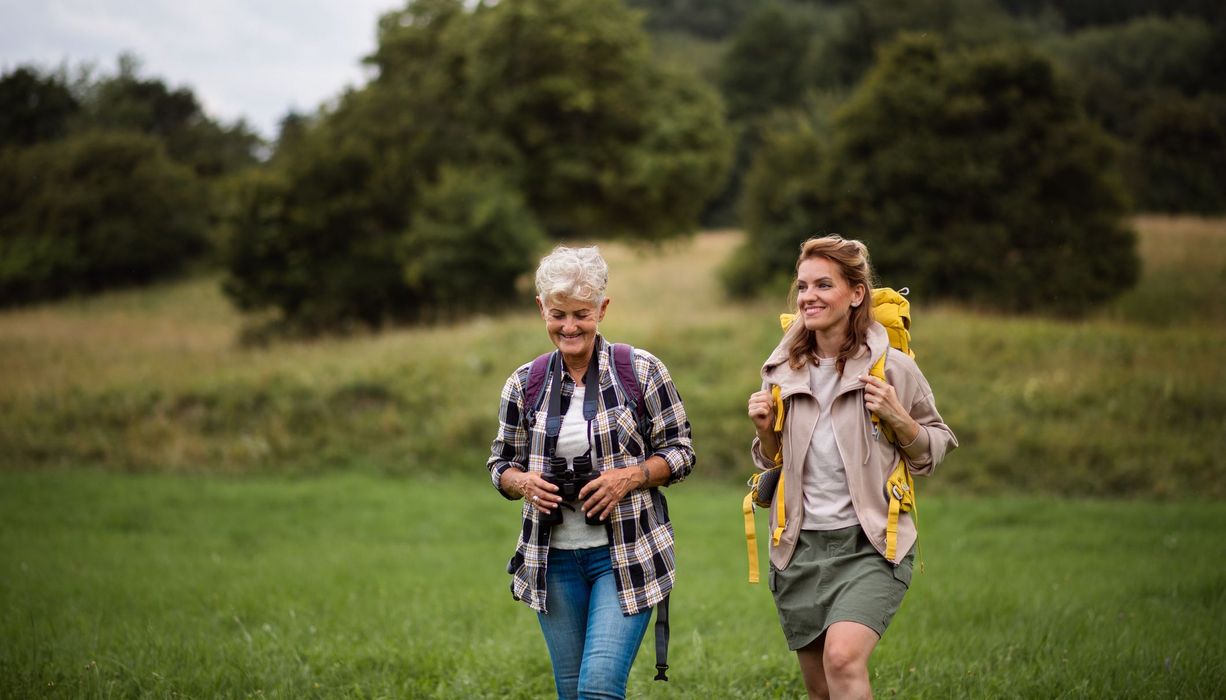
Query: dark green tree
0 132 207 305
624 0 756 40
81 54 261 178
730 35 1139 314
1126 95 1226 214
466 0 731 239
718 2 819 123
0 66 80 148
402 167 546 313
225 0 731 331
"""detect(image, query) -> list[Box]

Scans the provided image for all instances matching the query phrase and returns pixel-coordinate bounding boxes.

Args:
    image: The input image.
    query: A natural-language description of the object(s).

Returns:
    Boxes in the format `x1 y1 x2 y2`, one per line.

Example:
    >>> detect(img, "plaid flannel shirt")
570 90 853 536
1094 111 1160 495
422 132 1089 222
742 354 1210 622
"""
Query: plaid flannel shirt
486 336 695 615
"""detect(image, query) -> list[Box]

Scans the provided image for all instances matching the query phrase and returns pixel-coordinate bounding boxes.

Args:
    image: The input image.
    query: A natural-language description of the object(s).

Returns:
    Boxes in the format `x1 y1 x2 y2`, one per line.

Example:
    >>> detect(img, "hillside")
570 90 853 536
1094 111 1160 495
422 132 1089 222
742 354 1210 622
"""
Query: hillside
1 217 1223 497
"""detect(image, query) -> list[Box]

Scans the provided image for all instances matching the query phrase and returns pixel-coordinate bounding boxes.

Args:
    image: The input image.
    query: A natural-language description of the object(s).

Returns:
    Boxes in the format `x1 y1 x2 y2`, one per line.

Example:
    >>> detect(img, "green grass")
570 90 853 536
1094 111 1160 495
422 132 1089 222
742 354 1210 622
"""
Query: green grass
1 470 1222 698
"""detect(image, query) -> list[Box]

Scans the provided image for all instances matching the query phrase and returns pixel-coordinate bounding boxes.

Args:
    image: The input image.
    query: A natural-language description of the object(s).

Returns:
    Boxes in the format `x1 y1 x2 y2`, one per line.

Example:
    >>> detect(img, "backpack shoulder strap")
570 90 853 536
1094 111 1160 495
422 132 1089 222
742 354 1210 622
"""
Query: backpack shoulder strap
523 351 555 415
611 342 646 421
611 341 672 680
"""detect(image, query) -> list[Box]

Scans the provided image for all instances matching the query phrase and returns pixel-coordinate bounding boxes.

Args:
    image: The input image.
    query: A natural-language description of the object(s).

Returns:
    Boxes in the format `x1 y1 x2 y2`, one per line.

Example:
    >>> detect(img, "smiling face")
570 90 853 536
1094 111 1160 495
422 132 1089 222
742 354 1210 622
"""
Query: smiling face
795 256 865 342
537 295 609 368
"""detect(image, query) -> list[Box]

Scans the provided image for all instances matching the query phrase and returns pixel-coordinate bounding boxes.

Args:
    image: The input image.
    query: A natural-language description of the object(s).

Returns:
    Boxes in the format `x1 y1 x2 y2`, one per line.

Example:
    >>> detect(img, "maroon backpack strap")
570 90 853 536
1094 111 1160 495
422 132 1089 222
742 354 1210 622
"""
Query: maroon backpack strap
523 351 555 416
612 343 646 422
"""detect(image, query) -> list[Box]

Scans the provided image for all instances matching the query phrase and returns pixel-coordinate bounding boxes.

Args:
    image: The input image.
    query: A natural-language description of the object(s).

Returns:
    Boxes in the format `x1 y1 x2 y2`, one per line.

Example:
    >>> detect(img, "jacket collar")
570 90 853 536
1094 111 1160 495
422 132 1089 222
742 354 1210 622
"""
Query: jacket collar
761 322 889 398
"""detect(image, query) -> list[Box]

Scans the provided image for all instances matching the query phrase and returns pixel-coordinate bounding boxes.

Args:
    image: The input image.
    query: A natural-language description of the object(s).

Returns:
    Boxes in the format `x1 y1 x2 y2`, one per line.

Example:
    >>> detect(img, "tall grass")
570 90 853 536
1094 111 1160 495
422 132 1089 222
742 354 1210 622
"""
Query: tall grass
1 220 1224 497
1 471 1222 698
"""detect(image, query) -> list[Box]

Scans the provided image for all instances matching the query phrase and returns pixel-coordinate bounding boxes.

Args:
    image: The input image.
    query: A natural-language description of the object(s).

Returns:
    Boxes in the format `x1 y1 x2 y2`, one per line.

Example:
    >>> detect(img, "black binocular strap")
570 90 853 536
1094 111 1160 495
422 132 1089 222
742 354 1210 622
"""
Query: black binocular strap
654 594 670 681
544 346 602 457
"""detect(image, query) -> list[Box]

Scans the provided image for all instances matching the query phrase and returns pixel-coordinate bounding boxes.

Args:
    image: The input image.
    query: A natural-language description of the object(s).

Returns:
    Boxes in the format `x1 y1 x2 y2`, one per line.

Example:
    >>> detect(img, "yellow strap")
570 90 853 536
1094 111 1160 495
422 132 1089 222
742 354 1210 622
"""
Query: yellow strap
771 385 784 435
745 384 788 583
885 458 915 562
886 490 902 561
743 492 759 584
772 474 786 546
770 385 786 546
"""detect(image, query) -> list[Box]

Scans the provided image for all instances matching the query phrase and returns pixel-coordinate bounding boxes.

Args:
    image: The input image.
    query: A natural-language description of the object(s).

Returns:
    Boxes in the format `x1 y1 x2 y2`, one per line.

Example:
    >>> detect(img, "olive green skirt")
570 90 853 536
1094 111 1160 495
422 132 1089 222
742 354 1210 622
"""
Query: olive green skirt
769 525 914 650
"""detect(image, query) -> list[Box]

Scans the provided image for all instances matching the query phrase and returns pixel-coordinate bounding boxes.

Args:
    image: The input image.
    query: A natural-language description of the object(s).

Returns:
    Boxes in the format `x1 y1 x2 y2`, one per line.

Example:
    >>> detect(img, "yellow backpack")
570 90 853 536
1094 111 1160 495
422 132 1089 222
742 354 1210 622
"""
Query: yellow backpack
743 287 917 584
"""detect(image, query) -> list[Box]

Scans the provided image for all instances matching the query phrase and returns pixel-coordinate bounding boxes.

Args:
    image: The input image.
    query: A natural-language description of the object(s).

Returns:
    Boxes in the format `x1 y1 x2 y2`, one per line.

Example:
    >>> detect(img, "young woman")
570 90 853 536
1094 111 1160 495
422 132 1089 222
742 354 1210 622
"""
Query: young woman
747 235 957 699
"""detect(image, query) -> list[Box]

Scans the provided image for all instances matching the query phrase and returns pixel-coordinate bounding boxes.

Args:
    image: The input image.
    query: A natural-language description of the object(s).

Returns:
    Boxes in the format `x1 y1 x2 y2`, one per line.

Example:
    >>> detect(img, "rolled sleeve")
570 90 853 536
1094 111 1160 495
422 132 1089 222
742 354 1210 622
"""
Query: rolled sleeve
899 392 957 476
487 367 531 500
637 350 695 485
750 436 777 471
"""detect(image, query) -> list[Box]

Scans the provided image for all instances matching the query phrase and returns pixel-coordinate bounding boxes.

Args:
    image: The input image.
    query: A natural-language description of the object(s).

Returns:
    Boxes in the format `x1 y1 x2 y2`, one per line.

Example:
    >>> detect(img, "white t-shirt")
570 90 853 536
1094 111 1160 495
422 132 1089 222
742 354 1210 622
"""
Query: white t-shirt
549 385 609 549
801 358 859 530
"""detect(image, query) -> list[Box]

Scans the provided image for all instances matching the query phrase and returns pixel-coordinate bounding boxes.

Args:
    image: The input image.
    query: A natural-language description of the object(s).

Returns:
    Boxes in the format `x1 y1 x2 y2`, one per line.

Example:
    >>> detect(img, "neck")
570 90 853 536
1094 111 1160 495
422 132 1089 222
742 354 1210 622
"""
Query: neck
812 327 847 360
563 353 592 380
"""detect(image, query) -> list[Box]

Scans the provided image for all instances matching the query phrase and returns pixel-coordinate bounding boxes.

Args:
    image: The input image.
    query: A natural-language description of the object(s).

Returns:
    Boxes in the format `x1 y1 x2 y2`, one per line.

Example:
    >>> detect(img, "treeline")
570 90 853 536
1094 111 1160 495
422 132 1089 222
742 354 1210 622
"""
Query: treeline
2 0 1222 326
0 55 260 305
666 0 1225 303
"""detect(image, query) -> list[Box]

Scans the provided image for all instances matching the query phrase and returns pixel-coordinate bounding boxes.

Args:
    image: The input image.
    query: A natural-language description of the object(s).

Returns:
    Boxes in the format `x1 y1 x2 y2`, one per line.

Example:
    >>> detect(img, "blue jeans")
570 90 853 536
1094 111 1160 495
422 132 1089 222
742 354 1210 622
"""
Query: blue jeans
537 546 652 700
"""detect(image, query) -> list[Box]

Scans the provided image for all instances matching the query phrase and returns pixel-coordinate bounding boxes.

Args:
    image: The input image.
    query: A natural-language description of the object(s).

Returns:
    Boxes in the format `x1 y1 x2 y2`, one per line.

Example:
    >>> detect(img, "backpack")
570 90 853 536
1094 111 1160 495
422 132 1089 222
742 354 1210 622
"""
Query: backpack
743 287 918 584
524 342 648 436
523 341 672 682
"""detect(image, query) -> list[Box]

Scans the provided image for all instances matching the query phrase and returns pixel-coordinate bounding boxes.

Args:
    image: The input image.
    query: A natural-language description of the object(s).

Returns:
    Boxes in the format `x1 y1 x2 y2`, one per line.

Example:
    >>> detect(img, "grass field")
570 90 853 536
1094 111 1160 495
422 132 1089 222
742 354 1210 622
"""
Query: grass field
1 471 1223 699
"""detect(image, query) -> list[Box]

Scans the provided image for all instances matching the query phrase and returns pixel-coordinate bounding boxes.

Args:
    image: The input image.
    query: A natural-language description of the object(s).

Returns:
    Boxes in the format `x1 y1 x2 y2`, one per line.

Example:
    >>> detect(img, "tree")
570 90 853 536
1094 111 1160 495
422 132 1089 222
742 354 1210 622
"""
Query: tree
0 132 207 305
401 167 546 314
81 54 261 178
0 66 80 148
718 2 819 123
624 0 756 40
225 0 731 331
466 0 731 240
1041 16 1226 213
729 35 1139 314
1126 95 1226 214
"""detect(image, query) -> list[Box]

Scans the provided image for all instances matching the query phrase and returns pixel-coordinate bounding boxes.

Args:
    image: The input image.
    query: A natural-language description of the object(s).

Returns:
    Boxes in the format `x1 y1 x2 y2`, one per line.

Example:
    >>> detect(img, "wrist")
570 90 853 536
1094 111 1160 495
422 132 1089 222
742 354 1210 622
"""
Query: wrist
637 462 651 487
500 467 525 496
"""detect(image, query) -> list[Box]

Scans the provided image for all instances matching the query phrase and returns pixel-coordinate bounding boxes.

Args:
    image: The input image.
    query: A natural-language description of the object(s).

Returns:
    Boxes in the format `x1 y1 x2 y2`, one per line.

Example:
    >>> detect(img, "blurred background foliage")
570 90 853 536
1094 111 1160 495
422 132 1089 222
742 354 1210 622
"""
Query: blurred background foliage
3 0 1224 326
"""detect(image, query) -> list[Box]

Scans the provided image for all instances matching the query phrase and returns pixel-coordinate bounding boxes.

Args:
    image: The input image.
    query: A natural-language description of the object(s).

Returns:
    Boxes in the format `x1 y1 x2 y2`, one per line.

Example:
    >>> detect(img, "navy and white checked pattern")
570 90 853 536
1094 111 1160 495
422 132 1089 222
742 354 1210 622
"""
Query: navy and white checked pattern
487 336 694 615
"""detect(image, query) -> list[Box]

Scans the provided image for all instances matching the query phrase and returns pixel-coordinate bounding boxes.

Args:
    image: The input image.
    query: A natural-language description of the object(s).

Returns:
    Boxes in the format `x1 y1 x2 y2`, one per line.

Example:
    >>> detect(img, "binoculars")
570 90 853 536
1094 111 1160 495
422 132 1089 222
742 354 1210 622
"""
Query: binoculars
540 454 601 527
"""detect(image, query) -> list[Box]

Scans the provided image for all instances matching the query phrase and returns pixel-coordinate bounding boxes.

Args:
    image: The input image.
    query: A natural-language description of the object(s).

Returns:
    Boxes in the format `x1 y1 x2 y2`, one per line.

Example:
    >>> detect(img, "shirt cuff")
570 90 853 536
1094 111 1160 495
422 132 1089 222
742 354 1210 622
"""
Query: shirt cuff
494 464 525 500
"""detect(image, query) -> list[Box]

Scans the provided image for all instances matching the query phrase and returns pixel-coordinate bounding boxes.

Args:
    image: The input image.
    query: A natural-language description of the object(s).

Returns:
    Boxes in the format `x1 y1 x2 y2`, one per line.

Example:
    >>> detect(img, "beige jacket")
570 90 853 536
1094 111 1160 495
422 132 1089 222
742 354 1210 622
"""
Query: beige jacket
752 322 957 570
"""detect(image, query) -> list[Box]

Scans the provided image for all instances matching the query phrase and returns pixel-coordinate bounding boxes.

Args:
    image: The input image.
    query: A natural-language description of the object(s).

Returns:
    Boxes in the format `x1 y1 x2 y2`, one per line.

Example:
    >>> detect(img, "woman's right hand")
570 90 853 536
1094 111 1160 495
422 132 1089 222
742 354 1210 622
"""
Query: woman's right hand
748 389 776 434
505 470 562 514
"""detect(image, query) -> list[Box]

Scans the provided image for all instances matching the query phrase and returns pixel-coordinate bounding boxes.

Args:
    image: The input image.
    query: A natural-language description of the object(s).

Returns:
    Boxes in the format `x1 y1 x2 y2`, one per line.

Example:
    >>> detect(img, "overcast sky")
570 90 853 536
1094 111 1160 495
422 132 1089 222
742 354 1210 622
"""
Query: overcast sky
0 0 403 139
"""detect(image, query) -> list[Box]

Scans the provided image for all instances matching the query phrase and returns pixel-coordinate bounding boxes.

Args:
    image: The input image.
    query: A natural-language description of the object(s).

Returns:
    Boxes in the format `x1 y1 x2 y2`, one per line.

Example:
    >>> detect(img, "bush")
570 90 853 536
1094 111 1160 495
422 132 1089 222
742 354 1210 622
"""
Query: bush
728 35 1140 314
402 168 546 314
0 131 207 305
220 133 415 333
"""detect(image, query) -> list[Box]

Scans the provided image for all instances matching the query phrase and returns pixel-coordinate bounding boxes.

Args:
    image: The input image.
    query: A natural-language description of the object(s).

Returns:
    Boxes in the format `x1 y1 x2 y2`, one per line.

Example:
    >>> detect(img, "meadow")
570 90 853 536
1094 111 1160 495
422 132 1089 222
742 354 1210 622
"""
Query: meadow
1 217 1225 697
2 471 1223 699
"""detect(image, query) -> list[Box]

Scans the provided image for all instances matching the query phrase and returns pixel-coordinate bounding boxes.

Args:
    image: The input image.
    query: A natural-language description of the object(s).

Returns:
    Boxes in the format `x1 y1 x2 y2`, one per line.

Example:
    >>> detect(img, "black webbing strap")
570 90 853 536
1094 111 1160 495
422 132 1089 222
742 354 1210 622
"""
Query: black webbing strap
543 345 601 461
654 594 670 681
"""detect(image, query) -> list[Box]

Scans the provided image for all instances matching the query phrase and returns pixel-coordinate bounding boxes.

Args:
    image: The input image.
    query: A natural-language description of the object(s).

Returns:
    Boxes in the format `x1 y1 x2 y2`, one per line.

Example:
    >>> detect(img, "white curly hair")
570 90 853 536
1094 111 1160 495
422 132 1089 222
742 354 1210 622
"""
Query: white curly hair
534 245 609 307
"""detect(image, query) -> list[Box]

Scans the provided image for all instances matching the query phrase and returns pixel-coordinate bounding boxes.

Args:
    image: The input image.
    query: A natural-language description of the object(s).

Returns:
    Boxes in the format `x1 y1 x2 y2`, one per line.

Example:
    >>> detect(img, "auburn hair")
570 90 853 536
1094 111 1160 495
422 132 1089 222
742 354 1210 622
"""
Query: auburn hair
785 235 874 374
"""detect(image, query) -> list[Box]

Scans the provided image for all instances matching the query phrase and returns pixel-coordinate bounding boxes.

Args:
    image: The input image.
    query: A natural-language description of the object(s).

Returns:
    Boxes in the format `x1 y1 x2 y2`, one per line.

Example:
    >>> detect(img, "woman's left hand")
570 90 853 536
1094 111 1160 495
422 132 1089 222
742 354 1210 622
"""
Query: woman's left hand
578 466 646 522
859 374 920 444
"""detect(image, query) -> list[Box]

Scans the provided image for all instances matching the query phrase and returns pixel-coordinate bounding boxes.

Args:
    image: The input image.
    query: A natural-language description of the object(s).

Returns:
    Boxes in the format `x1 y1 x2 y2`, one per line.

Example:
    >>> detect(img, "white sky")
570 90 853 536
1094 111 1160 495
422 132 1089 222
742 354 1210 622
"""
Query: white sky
0 0 403 139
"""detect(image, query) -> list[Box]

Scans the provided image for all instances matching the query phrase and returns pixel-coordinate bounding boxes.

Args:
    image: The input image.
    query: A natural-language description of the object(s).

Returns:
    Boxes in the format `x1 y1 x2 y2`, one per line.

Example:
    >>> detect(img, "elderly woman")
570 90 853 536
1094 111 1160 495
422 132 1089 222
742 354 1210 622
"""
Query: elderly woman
747 235 956 699
487 245 695 700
